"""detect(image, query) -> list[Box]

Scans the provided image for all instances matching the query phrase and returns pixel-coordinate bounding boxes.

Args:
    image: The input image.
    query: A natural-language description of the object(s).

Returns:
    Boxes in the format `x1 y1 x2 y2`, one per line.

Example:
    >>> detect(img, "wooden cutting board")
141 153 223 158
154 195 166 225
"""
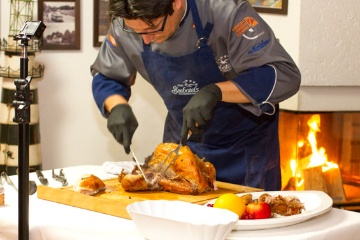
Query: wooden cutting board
37 178 262 219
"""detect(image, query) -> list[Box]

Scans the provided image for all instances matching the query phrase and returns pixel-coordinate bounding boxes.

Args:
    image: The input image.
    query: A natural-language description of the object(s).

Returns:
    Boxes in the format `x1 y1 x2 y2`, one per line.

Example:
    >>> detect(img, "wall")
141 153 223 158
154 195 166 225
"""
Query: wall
295 0 360 111
300 0 360 87
0 0 300 170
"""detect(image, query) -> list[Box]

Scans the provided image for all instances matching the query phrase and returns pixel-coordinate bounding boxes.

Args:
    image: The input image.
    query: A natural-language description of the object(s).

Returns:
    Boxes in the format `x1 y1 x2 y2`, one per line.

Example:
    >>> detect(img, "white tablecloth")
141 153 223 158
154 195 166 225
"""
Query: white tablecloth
1 165 360 240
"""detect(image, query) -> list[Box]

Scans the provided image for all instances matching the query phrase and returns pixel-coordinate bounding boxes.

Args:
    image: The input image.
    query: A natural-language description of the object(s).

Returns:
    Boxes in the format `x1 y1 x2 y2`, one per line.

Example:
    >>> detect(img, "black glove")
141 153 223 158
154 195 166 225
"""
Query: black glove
181 84 222 145
107 104 138 154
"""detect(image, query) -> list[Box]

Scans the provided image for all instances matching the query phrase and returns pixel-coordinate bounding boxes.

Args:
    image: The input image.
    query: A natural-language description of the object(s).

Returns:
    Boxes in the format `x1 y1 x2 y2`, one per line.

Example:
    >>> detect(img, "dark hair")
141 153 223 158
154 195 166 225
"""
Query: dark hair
108 0 175 26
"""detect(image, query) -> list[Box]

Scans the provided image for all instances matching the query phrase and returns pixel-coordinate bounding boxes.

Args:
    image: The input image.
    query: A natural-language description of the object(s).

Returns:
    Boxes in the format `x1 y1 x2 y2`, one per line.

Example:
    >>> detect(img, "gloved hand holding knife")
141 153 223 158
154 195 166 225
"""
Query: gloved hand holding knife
107 104 138 154
181 83 222 145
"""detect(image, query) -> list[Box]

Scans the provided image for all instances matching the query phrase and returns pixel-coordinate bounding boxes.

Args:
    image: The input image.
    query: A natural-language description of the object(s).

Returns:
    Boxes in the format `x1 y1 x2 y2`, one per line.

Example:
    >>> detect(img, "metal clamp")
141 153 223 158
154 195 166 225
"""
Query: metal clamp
52 169 68 186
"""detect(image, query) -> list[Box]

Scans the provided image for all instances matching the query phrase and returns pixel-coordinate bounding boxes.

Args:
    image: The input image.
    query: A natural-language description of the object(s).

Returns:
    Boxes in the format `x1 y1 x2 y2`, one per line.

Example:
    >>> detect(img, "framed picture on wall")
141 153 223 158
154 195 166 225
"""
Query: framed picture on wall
249 0 288 15
38 0 80 50
94 0 111 47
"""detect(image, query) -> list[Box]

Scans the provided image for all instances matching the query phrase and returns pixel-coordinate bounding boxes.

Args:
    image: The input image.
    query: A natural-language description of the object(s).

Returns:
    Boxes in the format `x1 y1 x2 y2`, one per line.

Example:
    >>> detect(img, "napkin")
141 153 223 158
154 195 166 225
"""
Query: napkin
102 161 135 175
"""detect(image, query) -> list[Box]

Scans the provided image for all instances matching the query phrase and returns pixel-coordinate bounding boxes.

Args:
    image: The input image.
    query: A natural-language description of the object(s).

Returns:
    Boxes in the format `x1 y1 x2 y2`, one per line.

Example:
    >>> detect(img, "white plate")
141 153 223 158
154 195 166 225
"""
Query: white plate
205 190 333 230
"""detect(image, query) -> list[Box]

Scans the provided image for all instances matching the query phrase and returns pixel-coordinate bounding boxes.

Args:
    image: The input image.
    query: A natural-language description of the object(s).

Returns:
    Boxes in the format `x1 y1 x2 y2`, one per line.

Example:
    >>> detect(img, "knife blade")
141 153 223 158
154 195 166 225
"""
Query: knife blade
0 177 4 194
130 147 150 185
36 170 49 185
1 172 18 191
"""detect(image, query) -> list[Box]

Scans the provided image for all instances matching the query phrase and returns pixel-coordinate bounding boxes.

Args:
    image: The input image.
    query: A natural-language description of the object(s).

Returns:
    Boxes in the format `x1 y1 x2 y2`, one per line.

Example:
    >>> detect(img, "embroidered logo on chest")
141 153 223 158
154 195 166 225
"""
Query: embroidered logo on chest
171 80 199 95
217 55 232 72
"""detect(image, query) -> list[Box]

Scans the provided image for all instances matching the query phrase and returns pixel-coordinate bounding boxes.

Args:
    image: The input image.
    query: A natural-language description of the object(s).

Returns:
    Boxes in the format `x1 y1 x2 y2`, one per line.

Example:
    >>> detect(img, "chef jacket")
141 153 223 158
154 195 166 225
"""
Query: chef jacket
90 0 301 190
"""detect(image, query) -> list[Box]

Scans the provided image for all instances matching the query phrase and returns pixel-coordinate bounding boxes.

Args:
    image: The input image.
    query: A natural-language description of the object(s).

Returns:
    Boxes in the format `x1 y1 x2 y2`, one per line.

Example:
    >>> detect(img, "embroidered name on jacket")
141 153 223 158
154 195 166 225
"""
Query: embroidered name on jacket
172 80 199 95
248 38 270 55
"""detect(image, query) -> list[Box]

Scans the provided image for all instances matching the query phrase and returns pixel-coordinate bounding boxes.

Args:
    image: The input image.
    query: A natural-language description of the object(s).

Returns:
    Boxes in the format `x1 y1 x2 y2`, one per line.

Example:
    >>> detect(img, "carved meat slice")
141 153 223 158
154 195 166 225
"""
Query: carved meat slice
258 193 305 216
118 143 216 195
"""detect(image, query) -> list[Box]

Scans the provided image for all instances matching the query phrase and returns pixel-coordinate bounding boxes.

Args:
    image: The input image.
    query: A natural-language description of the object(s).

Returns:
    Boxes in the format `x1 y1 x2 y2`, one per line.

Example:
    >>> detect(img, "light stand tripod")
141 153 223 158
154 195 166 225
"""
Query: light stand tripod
12 21 46 240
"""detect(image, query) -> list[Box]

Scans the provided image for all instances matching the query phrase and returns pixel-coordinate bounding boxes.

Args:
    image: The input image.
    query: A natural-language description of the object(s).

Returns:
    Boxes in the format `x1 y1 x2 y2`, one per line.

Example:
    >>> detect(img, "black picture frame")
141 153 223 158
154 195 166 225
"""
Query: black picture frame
38 0 81 50
93 0 111 47
250 0 288 15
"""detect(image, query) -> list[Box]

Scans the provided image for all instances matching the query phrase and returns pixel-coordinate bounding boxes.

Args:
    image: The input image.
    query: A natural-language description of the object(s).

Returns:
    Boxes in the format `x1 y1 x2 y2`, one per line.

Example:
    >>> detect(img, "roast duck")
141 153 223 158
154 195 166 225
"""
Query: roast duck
118 143 216 195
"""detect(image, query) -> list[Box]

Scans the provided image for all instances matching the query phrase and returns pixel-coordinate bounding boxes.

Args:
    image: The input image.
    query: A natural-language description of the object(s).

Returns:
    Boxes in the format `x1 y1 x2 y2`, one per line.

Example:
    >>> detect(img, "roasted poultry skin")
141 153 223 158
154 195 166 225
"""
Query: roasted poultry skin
118 143 216 195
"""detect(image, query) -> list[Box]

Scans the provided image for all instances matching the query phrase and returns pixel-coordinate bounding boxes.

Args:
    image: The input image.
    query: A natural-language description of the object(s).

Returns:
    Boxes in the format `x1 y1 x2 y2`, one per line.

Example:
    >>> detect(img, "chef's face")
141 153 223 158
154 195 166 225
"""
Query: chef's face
123 0 185 44
123 16 169 44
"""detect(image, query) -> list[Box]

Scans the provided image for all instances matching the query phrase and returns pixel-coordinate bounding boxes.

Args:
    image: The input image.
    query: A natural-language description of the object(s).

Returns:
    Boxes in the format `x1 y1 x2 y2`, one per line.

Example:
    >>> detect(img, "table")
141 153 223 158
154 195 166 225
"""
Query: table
1 165 360 240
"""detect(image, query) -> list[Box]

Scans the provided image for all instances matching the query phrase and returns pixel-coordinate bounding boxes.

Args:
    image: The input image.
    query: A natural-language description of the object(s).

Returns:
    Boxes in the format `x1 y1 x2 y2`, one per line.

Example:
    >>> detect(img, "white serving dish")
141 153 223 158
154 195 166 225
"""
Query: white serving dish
126 200 238 240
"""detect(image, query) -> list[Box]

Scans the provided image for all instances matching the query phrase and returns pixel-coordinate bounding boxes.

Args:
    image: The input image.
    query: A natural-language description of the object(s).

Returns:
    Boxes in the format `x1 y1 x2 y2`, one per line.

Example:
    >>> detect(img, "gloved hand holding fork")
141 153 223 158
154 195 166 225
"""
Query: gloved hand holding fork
180 83 222 145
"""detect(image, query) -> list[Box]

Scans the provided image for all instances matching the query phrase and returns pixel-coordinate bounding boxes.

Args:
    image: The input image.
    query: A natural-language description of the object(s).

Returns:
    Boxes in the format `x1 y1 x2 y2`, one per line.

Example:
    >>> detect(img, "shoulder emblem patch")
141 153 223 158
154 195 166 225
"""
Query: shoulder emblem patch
106 34 117 48
232 17 259 37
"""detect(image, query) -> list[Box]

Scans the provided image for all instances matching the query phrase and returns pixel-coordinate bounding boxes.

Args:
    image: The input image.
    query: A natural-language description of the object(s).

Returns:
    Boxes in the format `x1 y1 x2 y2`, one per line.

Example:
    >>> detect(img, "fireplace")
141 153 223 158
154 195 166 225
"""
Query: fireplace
279 110 360 211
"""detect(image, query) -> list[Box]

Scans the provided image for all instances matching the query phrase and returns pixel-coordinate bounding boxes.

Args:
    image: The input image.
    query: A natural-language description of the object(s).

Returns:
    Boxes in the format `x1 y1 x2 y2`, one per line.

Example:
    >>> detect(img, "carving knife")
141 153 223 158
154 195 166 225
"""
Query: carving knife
130 147 150 185
1 172 36 195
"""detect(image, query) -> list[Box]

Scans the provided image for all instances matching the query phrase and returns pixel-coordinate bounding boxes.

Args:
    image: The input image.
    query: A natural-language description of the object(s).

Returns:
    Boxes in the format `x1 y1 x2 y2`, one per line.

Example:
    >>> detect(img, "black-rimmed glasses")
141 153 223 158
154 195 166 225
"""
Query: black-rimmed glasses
122 15 168 35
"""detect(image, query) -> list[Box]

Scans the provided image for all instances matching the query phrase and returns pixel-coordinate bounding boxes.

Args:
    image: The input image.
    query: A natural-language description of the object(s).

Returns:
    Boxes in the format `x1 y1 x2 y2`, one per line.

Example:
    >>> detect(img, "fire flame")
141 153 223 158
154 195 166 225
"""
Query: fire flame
287 114 338 190
305 114 338 171
290 159 304 187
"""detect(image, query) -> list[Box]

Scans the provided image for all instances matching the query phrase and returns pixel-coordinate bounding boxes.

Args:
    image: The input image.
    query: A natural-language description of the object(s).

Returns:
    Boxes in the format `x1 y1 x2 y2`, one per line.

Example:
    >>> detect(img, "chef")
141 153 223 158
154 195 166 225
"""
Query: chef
90 0 301 191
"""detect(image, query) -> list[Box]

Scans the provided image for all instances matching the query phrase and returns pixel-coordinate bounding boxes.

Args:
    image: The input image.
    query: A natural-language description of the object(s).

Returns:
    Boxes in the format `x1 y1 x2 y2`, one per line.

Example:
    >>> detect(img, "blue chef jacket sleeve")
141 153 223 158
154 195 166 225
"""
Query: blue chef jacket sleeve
92 72 131 117
232 64 277 115
226 2 301 116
